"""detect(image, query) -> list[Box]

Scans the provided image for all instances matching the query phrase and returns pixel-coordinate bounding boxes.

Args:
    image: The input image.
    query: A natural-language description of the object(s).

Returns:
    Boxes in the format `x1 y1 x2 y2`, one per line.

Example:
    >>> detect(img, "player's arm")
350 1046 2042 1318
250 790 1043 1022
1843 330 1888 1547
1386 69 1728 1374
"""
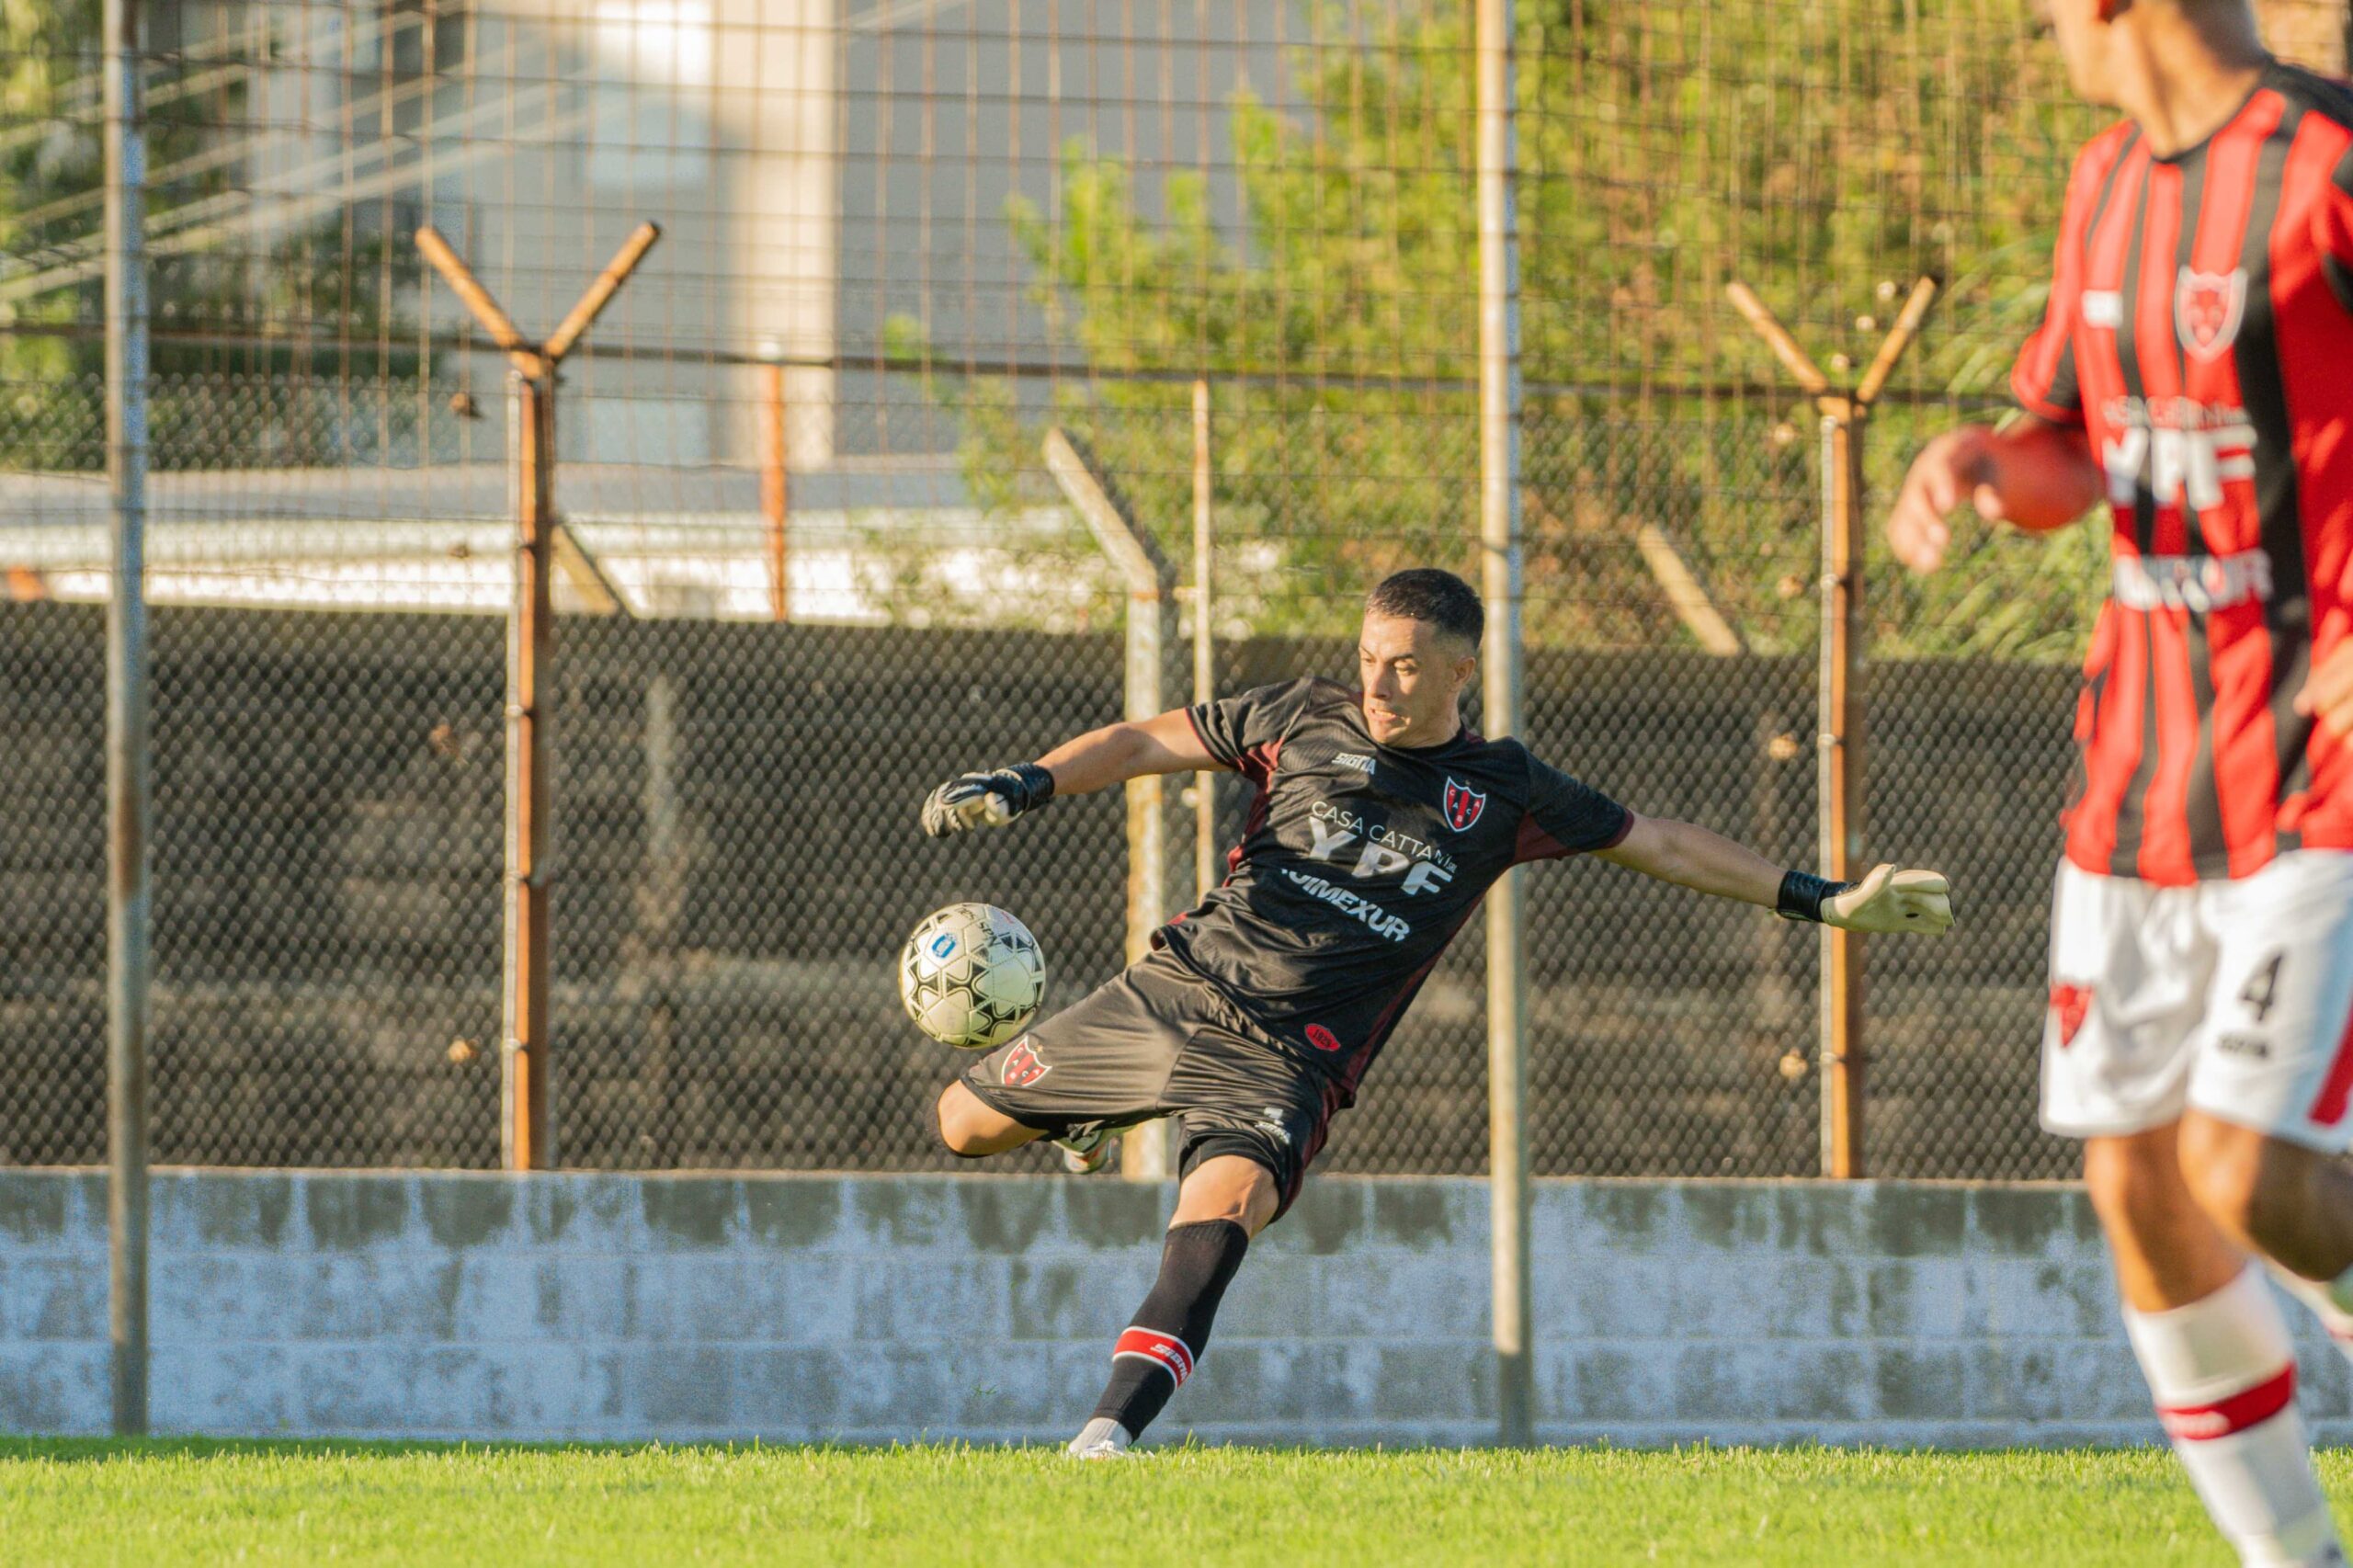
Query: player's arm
1597 812 1953 934
1886 415 2103 574
919 710 1212 838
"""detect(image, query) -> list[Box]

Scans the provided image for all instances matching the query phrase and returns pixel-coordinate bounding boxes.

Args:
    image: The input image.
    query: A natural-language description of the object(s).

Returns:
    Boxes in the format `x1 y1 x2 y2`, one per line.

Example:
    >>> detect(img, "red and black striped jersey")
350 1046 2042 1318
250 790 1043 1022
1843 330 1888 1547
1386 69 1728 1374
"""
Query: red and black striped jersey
2014 62 2353 884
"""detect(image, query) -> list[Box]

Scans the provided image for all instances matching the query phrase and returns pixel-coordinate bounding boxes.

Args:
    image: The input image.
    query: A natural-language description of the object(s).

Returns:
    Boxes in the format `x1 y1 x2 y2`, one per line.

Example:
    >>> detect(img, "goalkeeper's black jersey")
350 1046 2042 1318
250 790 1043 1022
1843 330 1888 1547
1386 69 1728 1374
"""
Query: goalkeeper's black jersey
1160 677 1632 1101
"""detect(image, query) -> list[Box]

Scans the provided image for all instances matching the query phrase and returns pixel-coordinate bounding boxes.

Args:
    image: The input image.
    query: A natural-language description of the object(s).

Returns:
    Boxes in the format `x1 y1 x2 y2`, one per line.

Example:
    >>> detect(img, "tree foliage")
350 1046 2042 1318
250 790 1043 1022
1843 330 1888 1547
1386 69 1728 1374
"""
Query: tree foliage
937 0 2128 657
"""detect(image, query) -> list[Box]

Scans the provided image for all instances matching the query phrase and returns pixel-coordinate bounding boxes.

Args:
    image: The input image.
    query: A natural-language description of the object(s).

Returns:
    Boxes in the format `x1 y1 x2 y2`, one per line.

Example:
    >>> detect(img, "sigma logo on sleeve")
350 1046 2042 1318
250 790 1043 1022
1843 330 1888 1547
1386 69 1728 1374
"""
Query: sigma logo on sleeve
1442 778 1487 832
1000 1038 1051 1087
1334 752 1376 776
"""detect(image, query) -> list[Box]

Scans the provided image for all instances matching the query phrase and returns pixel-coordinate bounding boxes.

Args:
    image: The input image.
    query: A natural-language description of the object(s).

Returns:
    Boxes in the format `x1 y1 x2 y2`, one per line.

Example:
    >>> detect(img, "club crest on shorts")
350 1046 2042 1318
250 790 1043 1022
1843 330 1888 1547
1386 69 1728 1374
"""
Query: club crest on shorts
1000 1037 1051 1087
1305 1023 1343 1053
2175 267 2246 360
2050 983 2093 1048
1442 778 1487 833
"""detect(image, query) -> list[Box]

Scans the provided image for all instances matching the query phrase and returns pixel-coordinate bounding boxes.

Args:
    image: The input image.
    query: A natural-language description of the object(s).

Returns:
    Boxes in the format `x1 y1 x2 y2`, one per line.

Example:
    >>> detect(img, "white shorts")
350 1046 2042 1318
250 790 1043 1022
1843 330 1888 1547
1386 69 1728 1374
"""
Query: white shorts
2041 850 2353 1150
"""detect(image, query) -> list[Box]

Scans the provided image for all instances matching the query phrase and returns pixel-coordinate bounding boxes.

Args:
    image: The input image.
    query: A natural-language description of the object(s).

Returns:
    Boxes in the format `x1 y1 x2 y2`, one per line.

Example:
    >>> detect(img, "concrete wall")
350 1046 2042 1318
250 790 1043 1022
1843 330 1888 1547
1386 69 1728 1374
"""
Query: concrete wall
6 1171 2350 1447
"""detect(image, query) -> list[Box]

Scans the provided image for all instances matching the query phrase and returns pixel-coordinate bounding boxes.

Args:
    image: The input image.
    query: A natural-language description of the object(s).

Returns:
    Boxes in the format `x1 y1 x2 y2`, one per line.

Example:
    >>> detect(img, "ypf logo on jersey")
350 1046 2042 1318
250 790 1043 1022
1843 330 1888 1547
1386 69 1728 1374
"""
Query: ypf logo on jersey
1000 1038 1051 1088
2176 267 2247 361
1442 778 1487 833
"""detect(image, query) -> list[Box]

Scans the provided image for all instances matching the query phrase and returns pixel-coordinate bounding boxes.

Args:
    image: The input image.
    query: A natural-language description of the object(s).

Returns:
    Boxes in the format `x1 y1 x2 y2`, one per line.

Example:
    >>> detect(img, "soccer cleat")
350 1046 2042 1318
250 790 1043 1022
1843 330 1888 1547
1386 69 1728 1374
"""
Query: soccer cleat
1053 1124 1115 1175
1065 1416 1133 1459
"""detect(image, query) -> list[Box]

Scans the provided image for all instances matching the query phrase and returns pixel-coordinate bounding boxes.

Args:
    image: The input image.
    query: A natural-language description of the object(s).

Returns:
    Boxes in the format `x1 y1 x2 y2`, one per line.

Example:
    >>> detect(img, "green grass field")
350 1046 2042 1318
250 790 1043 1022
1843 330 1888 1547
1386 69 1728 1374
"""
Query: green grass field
0 1438 2325 1565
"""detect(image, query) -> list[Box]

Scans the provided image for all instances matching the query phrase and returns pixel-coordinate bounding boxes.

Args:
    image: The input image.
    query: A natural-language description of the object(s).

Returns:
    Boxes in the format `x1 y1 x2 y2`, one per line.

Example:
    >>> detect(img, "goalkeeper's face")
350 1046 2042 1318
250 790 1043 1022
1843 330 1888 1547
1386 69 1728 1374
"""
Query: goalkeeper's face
1357 612 1478 748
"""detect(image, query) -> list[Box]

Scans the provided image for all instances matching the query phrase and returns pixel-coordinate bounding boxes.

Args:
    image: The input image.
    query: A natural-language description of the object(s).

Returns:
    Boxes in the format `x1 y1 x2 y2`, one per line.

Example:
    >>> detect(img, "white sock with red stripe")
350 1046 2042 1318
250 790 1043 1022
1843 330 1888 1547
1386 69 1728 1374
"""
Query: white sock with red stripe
2123 1266 2343 1567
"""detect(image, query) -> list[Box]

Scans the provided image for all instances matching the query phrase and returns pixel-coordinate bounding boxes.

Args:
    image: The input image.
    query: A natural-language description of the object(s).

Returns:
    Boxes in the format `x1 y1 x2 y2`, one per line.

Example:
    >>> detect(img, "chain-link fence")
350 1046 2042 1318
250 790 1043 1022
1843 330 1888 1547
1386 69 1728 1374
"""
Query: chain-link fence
5 1 2349 1179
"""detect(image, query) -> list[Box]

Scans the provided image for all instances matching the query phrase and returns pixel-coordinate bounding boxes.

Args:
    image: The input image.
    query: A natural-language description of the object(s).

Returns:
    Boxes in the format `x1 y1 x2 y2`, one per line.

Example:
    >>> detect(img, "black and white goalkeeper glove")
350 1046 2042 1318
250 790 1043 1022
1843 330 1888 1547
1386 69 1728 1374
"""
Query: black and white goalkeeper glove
920 763 1056 838
1779 864 1954 934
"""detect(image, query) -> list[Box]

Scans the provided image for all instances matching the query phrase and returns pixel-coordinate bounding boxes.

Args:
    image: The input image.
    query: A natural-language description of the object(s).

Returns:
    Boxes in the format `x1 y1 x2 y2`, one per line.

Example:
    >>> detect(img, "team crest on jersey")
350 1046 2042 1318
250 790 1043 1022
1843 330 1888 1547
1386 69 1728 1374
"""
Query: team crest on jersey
1442 778 1487 833
2175 267 2247 360
1000 1038 1051 1088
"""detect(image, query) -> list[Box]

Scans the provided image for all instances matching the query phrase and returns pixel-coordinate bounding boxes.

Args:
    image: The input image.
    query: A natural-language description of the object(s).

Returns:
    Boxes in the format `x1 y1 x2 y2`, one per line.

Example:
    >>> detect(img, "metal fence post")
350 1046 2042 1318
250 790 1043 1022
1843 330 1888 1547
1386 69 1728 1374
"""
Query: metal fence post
759 347 791 622
1193 380 1217 898
102 0 151 1439
1476 0 1532 1449
416 221 663 1172
1728 277 1938 1179
1044 429 1182 1180
505 369 555 1169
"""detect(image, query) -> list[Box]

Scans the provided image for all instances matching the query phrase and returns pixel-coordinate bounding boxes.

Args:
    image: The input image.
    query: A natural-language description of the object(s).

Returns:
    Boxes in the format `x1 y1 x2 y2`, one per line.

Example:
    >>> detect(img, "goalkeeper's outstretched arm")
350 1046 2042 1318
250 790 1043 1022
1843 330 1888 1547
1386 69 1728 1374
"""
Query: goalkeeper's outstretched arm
920 710 1211 837
1597 812 1954 935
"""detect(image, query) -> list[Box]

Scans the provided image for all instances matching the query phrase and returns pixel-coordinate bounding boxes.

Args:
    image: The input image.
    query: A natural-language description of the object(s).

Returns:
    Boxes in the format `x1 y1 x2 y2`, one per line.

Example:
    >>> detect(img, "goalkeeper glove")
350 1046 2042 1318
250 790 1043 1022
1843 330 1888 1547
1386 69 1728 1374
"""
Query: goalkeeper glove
920 763 1056 838
1779 864 1953 934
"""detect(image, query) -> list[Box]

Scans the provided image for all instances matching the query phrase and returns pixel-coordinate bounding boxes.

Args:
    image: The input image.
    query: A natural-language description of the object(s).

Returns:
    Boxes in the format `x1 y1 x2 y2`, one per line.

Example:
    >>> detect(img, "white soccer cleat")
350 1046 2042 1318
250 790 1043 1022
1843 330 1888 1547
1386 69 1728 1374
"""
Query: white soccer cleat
1053 1125 1116 1175
1065 1416 1133 1459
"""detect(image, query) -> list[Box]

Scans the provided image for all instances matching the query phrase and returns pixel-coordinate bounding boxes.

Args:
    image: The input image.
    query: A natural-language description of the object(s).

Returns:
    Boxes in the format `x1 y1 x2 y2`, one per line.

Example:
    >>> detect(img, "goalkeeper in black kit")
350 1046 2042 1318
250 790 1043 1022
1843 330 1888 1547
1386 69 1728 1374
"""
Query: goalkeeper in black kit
921 568 1954 1457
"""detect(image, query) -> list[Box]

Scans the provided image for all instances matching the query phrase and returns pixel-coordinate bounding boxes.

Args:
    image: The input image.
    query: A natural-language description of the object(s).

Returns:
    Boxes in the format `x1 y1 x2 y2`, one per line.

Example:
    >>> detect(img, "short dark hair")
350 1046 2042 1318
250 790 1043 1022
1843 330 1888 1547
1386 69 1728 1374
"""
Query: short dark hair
1365 568 1483 649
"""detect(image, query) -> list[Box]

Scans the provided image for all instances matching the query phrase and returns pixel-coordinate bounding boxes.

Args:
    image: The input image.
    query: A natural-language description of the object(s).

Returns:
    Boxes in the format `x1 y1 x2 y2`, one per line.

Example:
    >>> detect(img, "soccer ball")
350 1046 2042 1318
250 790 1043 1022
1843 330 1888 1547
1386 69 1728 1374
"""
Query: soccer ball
898 903 1046 1050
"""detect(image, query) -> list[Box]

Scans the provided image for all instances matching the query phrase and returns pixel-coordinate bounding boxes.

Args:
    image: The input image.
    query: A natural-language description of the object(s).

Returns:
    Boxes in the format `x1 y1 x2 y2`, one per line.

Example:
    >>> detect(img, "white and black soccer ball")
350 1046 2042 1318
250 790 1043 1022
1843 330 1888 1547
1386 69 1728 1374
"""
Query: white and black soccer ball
898 903 1046 1050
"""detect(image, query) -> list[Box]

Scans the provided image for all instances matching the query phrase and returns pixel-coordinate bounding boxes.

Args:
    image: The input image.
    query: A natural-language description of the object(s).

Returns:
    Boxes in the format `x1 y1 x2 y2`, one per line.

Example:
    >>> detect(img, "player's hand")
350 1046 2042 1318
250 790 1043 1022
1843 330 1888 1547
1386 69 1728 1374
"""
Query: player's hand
920 763 1055 837
2294 641 2353 742
1822 864 1954 935
1887 427 2003 574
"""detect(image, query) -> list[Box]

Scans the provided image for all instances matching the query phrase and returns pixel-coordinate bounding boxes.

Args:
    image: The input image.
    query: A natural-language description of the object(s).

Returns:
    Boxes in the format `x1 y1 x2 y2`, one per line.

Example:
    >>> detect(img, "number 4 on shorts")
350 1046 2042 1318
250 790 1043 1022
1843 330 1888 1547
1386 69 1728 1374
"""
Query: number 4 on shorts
2241 950 2285 1024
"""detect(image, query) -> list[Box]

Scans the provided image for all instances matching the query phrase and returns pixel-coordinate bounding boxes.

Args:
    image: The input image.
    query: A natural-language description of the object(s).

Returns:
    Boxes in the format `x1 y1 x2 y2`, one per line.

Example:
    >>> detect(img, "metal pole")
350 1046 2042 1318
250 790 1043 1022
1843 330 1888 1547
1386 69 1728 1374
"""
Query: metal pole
1818 407 1866 1179
503 371 555 1169
760 358 790 622
1475 0 1531 1449
1041 430 1180 1181
1192 380 1217 898
102 0 151 1440
1728 276 1933 1182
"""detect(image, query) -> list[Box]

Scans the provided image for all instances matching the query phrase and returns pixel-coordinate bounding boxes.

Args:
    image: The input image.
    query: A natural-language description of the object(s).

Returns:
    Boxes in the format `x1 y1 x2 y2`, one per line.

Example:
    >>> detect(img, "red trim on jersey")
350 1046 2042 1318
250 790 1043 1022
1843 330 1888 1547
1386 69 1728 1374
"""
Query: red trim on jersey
1112 1326 1195 1386
2140 607 2202 883
2158 1364 2297 1441
2209 603 2286 875
2277 114 2353 851
2139 162 2191 557
2196 95 2287 874
1225 757 1279 881
1349 907 1479 1096
2070 608 2147 871
1512 804 1633 865
2014 122 2136 423
2307 999 2353 1129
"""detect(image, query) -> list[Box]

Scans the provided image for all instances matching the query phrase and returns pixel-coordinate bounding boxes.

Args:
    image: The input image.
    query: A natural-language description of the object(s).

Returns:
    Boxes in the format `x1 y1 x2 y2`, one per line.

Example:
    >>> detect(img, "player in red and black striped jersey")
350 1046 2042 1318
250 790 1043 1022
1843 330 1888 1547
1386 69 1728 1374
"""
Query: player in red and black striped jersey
1891 4 2353 1561
918 569 1952 1457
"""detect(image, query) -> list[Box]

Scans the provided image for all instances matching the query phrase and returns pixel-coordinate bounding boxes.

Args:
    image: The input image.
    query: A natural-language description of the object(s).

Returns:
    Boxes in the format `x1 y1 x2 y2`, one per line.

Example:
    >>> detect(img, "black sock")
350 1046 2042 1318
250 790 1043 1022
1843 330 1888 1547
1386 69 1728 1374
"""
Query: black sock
1089 1219 1250 1440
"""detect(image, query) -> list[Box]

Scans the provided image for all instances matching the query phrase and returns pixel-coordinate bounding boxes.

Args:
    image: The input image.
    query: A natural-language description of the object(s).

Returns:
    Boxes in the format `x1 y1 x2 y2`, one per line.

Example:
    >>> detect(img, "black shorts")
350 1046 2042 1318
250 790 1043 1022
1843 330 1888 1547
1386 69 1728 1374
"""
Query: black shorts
961 949 1343 1221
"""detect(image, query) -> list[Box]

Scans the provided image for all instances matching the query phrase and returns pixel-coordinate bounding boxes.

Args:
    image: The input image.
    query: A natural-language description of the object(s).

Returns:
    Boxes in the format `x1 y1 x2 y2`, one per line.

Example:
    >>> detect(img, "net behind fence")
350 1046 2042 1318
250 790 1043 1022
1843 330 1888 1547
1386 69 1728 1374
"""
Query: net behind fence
2 592 2081 1178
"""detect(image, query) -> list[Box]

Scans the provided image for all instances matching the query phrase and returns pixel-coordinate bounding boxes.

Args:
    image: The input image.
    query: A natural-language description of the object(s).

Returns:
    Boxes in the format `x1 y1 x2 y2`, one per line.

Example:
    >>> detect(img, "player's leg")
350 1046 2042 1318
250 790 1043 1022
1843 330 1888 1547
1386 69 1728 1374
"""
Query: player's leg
931 962 1189 1167
933 1080 1041 1157
2171 851 2353 1355
1064 1153 1278 1459
2045 861 2343 1567
2086 1127 2339 1567
1065 1017 1334 1458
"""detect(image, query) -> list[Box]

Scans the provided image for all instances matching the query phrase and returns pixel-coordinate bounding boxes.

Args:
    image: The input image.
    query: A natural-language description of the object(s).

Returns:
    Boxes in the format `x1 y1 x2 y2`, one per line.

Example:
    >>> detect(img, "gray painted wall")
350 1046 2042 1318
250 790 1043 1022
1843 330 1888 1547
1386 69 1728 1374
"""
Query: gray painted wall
5 1171 2349 1447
